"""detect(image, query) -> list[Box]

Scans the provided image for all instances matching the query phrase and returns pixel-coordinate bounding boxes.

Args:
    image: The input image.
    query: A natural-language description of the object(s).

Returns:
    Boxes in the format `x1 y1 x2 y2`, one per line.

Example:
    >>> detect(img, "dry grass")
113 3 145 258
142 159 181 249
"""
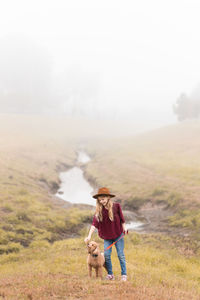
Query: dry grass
0 273 198 300
0 233 199 300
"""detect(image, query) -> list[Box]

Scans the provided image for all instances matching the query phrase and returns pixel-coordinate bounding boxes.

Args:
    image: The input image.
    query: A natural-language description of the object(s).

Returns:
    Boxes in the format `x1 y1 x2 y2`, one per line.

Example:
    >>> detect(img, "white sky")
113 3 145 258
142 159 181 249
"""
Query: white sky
1 0 200 127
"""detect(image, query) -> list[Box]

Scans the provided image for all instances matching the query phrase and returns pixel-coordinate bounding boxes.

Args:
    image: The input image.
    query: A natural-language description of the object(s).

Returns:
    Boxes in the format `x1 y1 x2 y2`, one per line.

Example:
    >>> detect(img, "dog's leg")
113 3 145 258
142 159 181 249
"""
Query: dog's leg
95 267 98 278
88 265 92 277
103 262 108 272
99 267 103 279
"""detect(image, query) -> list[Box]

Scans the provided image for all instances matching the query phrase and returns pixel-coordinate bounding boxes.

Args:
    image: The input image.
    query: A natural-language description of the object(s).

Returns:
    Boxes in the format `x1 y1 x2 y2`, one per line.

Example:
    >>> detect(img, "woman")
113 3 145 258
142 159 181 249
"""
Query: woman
84 187 127 281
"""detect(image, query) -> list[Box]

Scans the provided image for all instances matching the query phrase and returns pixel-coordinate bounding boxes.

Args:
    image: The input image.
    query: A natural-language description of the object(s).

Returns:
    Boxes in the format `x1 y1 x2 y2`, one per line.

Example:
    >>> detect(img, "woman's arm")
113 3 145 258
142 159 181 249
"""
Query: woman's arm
117 203 127 233
118 203 125 223
84 225 96 243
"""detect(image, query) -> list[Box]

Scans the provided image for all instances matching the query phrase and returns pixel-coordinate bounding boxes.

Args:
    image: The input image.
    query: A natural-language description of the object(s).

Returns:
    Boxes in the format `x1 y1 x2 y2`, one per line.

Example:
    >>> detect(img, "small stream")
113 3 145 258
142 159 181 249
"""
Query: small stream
55 150 145 231
55 166 94 206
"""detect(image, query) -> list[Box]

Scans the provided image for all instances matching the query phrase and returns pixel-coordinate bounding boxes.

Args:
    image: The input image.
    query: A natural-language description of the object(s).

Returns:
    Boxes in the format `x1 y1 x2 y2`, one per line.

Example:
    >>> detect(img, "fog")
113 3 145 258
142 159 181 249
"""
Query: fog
1 0 200 131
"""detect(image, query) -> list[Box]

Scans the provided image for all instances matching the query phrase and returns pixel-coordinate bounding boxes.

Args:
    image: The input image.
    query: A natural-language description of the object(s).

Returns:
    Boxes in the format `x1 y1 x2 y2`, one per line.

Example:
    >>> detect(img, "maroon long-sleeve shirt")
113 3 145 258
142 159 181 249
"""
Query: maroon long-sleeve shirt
92 202 125 240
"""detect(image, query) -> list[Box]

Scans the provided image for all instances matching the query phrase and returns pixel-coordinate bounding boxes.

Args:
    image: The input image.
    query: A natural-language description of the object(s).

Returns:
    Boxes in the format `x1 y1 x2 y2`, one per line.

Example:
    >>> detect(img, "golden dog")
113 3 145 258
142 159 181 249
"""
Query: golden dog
86 241 106 279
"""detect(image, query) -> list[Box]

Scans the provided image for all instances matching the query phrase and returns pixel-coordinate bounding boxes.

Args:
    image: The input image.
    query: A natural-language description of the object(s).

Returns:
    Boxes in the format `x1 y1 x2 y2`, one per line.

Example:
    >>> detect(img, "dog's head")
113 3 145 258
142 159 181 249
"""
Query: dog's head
87 241 99 255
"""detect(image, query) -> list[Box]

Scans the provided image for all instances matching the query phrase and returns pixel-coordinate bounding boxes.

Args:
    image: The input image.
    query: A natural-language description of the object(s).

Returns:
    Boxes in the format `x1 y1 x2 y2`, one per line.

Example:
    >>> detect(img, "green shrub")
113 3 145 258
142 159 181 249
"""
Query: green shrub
0 229 9 245
1 224 14 231
29 240 50 249
33 231 52 242
18 189 28 195
151 188 166 197
1 205 13 213
0 242 23 254
124 197 149 210
6 215 21 225
47 219 67 233
49 180 59 192
38 175 47 183
168 209 200 229
68 208 93 226
129 232 142 245
166 192 181 208
9 233 33 247
16 211 31 222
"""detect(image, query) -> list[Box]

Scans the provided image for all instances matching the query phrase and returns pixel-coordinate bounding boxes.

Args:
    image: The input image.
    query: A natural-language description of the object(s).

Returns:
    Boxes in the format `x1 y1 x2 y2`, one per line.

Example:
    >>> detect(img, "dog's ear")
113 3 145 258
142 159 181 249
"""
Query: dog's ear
93 244 99 255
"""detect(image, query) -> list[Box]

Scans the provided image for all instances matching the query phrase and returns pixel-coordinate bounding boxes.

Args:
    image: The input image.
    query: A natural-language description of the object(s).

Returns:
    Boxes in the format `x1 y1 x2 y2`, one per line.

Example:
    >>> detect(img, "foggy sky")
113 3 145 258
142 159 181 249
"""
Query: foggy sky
1 0 200 128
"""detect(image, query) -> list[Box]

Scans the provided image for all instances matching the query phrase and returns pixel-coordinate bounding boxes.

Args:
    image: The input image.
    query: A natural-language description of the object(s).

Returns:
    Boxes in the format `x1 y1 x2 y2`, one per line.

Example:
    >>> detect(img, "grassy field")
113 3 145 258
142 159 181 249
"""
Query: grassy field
1 114 200 299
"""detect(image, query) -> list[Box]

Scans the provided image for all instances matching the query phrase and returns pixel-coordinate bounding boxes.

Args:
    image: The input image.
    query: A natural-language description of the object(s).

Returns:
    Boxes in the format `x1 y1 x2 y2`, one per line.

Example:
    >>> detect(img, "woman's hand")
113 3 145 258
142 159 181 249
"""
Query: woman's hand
84 236 90 244
122 223 128 235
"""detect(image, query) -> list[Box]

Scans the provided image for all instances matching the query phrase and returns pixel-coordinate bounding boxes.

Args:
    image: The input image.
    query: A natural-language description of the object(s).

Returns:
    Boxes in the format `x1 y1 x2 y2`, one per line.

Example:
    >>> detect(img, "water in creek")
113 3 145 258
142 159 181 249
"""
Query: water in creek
55 150 144 230
55 166 94 206
55 150 94 205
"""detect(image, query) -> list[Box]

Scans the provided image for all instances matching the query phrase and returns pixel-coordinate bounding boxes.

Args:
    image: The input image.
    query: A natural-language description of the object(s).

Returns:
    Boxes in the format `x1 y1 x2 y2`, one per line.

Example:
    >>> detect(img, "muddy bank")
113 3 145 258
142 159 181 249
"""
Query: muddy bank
137 201 191 236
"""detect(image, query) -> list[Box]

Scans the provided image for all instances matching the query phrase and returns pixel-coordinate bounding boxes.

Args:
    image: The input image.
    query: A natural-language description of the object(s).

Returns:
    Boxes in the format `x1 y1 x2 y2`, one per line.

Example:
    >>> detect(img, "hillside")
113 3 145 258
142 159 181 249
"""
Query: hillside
84 120 200 236
0 113 94 254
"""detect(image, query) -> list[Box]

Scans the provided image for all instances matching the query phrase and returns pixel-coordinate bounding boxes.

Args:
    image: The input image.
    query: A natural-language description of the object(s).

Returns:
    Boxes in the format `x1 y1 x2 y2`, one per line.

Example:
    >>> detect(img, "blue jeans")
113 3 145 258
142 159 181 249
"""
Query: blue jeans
104 233 127 275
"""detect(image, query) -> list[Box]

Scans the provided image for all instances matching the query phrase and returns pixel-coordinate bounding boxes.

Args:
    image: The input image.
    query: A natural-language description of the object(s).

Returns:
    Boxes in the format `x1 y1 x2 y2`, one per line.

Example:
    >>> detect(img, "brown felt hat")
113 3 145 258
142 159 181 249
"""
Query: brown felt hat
92 187 115 199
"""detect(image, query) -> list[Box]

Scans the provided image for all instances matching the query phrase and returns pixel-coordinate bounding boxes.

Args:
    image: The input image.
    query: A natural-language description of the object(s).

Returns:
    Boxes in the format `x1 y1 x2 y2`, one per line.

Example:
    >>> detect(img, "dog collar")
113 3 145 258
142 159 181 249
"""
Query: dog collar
92 254 98 257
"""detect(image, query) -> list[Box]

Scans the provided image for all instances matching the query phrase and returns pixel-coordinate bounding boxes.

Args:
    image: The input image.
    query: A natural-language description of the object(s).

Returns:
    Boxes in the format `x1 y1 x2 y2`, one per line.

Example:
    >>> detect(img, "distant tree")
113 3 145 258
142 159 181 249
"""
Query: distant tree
173 93 200 121
173 93 191 121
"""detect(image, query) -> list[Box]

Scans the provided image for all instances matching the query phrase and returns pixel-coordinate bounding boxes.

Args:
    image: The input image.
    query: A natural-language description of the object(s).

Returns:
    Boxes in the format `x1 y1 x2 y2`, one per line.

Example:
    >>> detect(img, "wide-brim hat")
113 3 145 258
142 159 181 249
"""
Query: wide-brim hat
92 187 115 199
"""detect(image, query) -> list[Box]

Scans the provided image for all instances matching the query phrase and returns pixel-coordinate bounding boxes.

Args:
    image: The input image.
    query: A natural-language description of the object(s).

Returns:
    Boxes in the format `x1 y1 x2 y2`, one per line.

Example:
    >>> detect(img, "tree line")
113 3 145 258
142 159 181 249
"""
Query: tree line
173 92 200 121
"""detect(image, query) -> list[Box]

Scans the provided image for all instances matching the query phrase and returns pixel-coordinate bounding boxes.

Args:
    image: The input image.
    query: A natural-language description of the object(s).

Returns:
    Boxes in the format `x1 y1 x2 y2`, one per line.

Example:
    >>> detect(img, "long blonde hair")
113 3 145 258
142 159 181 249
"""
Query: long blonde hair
95 197 114 222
